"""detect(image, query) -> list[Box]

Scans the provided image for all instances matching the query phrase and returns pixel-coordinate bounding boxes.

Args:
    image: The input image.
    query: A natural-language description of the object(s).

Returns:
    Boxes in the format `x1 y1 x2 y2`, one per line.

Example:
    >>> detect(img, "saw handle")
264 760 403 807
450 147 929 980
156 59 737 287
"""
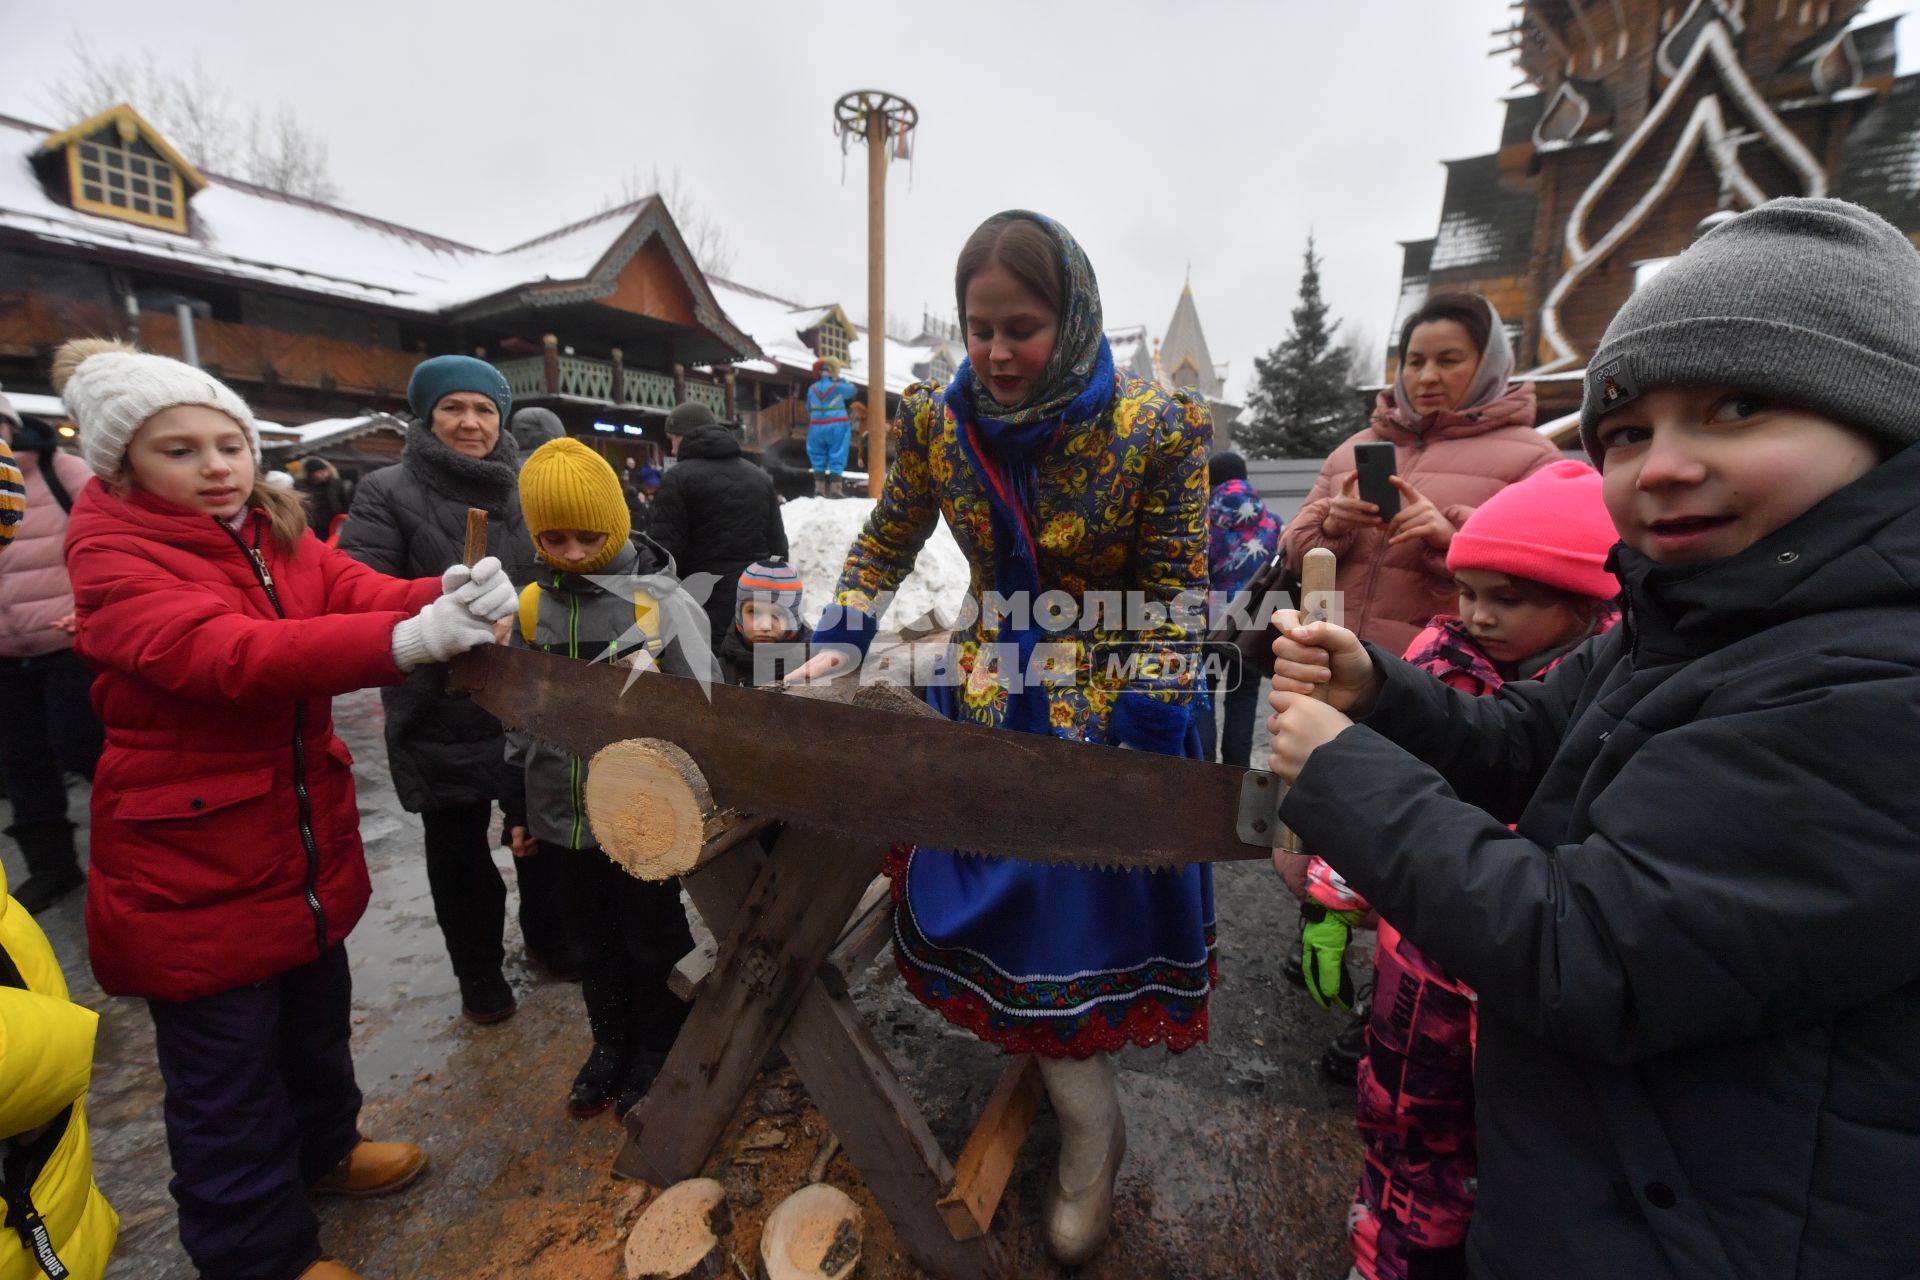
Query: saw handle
1280 547 1338 855
463 508 488 568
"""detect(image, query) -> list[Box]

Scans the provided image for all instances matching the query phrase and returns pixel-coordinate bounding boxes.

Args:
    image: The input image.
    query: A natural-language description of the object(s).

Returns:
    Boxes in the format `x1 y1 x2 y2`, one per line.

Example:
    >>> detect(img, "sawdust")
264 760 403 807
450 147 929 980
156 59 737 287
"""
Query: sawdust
441 1064 922 1280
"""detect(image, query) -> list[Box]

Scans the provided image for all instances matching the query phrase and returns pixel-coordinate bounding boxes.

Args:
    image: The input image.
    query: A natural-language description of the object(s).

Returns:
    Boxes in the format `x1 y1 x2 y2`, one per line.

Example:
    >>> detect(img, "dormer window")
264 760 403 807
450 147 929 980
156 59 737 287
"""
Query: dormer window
35 104 204 236
816 312 851 365
929 346 955 384
72 136 184 229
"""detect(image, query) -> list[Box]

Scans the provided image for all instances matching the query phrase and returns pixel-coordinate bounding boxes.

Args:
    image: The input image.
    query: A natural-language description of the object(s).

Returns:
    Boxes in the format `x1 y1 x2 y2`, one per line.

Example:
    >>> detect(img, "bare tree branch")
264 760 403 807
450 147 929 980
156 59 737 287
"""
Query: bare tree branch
42 31 340 202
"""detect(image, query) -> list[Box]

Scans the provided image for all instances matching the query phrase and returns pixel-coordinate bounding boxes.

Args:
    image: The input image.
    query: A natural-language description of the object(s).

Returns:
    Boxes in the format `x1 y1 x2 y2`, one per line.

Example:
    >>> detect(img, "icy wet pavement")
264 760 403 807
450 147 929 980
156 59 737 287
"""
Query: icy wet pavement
6 687 1364 1279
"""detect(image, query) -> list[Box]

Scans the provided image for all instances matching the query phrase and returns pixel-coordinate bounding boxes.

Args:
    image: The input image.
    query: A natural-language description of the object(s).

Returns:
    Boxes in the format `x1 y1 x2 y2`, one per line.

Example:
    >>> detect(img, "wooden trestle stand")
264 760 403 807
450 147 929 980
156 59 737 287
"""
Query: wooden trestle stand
586 681 1023 1280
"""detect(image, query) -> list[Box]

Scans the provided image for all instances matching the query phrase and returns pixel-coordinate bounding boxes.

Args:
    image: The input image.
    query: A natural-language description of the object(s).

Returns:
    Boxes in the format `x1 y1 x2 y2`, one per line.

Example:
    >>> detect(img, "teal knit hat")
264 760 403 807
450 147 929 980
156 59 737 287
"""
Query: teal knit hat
407 355 511 424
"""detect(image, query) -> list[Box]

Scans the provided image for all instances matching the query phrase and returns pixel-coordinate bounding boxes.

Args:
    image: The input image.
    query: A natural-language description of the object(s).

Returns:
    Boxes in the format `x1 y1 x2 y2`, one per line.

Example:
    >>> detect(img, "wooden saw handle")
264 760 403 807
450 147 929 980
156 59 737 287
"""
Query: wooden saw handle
463 508 488 567
1281 547 1338 854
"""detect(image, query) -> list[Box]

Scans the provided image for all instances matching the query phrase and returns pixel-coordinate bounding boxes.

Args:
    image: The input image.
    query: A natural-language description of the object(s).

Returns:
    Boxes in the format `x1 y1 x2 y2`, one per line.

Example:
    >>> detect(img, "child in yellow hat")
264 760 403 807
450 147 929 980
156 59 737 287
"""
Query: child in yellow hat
502 438 705 1119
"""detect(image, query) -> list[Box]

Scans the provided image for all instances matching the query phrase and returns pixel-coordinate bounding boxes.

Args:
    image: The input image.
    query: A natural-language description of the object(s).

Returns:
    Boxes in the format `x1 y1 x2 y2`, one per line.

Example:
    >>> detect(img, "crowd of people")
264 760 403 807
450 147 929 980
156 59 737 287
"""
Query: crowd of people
1 193 1917 1280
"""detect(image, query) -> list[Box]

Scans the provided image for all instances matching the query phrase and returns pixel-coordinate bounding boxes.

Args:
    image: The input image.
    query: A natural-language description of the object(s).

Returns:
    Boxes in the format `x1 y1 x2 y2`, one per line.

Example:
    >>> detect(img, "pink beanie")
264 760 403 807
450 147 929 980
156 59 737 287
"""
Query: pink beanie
1446 460 1620 600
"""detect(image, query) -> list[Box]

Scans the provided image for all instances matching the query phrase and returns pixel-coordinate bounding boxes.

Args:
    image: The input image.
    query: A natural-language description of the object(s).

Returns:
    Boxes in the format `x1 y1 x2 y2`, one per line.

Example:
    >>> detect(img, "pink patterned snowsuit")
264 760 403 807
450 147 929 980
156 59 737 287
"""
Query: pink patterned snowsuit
1307 613 1613 1280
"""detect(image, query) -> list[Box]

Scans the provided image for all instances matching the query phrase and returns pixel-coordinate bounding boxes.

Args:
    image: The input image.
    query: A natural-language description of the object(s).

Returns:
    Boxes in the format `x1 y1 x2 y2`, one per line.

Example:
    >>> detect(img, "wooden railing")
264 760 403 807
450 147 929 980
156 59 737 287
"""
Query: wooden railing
0 293 421 397
494 354 728 414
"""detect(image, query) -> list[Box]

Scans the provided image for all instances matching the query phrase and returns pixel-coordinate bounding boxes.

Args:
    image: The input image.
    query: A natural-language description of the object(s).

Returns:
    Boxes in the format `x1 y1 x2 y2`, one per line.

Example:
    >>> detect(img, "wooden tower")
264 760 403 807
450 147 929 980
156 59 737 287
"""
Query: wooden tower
1392 0 1920 421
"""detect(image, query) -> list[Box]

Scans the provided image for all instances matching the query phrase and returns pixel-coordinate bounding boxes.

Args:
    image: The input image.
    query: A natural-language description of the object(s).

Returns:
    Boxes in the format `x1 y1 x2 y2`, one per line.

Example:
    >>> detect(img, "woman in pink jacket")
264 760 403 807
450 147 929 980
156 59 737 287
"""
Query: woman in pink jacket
0 391 102 912
1278 293 1560 1083
1281 293 1560 656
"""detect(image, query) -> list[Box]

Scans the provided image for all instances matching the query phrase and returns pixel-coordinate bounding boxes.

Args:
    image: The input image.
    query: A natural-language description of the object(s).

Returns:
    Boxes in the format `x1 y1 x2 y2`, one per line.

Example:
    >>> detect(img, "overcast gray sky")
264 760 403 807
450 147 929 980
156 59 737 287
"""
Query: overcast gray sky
2 0 1913 400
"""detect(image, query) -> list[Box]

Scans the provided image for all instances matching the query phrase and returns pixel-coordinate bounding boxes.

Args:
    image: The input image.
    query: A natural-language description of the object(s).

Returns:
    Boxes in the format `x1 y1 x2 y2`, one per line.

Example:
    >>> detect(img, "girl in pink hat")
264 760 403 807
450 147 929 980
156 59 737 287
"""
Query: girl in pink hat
1298 459 1620 1280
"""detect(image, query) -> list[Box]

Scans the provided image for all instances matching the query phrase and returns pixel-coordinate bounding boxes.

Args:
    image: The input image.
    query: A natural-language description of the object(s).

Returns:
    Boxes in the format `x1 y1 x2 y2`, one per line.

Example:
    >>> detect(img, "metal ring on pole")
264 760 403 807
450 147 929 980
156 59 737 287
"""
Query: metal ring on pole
832 90 919 141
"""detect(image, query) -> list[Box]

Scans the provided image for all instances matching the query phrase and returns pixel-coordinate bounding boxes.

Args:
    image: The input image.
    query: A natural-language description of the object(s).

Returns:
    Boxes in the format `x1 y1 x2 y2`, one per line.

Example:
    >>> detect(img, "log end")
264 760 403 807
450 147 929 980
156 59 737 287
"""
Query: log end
758 1182 862 1280
585 738 716 881
624 1176 733 1280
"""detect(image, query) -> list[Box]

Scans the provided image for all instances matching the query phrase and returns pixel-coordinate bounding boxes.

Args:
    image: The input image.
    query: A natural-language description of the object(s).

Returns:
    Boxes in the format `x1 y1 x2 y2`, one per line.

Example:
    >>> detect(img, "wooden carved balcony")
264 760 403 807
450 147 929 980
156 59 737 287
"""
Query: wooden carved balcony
493 354 728 415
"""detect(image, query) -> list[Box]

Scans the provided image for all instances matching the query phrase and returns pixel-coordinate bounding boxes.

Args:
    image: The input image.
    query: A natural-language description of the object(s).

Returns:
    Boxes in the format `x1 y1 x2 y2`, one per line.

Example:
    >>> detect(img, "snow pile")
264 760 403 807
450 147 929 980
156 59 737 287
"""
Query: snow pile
780 496 970 631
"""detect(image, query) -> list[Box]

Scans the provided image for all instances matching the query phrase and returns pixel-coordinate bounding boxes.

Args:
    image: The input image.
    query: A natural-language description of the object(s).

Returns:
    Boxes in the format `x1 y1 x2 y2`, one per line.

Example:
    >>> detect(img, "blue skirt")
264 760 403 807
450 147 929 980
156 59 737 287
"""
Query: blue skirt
887 683 1216 1058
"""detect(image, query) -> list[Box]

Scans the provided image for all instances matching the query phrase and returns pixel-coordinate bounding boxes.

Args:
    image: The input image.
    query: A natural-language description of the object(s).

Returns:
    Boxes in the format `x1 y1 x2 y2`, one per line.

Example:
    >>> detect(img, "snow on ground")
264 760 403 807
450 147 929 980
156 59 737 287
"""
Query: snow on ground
781 496 970 631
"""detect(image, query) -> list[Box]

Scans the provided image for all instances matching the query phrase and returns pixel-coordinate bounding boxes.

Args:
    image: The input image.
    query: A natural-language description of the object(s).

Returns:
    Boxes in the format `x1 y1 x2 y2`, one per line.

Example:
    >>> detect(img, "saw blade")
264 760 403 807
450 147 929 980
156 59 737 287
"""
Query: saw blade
453 645 1273 871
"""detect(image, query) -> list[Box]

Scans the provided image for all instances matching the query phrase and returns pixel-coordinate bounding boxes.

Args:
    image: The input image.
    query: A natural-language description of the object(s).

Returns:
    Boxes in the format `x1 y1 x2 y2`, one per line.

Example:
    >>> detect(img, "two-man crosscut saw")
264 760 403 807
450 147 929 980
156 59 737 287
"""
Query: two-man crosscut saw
450 643 1295 872
453 549 1339 871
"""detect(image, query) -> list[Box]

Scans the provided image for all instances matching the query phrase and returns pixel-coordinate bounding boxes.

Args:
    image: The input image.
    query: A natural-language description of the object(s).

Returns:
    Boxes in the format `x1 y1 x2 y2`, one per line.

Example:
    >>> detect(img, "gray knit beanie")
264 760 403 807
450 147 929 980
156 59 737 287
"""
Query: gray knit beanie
1580 197 1920 462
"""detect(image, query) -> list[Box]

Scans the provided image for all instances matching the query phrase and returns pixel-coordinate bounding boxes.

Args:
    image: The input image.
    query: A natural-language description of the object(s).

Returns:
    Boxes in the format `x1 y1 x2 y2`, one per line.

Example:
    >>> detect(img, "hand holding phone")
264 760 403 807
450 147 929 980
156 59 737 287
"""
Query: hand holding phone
1353 442 1401 523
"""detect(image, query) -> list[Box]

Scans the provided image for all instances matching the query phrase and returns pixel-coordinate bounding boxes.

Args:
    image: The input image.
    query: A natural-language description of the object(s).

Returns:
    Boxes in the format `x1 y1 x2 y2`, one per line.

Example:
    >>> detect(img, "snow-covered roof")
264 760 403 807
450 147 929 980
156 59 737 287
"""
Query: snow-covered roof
257 413 405 454
705 277 920 395
0 110 750 360
1 390 71 420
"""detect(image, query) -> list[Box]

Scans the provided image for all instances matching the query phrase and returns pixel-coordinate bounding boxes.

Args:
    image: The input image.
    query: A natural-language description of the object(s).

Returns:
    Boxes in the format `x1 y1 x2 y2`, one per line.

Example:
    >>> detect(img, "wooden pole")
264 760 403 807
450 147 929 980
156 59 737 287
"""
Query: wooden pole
866 103 887 498
1280 547 1337 855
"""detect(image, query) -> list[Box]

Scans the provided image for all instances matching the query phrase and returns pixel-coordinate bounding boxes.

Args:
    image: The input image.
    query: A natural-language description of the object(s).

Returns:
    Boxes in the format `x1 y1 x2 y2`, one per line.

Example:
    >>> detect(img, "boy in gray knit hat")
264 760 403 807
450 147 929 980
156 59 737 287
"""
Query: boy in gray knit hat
1262 197 1920 1278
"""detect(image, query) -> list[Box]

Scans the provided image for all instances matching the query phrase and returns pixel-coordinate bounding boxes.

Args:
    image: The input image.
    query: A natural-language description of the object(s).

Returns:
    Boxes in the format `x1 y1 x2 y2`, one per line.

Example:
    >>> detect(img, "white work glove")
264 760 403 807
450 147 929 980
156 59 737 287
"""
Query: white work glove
391 594 500 671
440 556 517 623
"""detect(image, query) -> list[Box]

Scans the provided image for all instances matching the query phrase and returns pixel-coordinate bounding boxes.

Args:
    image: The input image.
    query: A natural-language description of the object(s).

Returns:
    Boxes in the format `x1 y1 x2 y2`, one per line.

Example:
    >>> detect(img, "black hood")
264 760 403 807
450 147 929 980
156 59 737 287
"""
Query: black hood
674 421 743 461
1612 443 1920 662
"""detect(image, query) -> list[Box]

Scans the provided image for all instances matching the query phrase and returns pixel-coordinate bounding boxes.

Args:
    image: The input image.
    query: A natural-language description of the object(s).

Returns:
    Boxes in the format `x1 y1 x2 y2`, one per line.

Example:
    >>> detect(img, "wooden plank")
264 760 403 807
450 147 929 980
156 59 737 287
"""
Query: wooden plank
618 826 884 1187
674 873 891 1005
666 841 1006 1280
936 1057 1044 1241
818 880 896 996
668 935 718 1004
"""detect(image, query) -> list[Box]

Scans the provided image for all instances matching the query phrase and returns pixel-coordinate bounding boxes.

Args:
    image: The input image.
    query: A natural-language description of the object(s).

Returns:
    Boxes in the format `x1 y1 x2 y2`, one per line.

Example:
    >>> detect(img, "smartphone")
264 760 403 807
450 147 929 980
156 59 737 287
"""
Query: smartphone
1353 442 1400 523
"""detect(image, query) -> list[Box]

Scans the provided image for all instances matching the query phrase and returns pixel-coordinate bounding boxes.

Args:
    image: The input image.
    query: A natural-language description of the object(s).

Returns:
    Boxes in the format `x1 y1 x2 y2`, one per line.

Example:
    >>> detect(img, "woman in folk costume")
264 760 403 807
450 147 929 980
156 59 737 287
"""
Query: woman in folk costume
793 210 1215 1265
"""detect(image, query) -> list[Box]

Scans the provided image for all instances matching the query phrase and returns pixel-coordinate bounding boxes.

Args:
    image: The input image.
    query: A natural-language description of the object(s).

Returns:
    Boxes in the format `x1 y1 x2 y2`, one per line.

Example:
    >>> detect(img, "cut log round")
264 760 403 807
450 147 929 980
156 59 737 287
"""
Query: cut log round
585 738 716 881
757 1182 863 1280
624 1177 733 1280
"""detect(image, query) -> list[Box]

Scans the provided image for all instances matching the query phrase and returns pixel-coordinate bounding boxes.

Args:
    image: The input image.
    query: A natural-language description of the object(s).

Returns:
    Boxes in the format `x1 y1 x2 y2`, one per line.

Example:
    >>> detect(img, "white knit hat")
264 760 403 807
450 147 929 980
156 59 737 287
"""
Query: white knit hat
51 341 260 480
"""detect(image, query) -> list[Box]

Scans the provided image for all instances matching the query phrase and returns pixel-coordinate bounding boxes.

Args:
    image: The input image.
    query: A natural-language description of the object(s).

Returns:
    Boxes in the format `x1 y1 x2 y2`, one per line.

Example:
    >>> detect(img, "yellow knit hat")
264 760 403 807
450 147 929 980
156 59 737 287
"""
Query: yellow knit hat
519 438 631 574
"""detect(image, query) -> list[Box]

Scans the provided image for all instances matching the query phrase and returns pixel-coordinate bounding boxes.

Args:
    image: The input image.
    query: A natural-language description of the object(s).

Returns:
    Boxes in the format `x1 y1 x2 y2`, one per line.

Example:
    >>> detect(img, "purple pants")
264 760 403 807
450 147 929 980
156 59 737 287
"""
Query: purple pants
147 944 362 1280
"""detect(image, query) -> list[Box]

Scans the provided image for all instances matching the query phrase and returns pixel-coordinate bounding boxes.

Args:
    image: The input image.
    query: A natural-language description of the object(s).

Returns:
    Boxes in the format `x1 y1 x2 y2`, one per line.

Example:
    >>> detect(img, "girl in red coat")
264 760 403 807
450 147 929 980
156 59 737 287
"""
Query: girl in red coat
54 339 516 1280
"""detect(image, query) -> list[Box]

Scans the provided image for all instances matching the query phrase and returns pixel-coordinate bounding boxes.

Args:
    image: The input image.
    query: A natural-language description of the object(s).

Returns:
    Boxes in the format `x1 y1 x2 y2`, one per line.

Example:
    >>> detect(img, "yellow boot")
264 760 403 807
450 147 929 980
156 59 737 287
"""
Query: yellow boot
298 1261 363 1279
310 1139 427 1198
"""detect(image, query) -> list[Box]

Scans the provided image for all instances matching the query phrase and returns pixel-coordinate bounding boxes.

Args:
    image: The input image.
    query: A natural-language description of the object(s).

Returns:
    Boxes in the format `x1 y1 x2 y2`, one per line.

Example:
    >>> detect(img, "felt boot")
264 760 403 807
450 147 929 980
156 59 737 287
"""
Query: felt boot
1036 1052 1126 1266
812 471 828 498
7 820 84 914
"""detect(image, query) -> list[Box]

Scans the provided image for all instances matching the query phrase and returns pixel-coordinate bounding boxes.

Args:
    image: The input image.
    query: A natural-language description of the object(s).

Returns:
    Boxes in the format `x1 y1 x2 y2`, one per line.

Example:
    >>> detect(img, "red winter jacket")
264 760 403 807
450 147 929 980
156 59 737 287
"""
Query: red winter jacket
64 480 441 1001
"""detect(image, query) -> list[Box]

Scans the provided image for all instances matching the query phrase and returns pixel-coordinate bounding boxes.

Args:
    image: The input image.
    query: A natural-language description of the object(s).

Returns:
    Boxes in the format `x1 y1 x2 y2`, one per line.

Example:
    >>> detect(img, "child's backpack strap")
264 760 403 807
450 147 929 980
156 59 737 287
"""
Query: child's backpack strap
517 583 544 644
633 589 664 654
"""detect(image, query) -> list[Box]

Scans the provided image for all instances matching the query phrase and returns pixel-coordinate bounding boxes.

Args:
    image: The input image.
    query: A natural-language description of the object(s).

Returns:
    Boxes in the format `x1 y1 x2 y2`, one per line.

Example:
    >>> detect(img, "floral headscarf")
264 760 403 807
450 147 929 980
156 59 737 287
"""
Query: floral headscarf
955 210 1113 429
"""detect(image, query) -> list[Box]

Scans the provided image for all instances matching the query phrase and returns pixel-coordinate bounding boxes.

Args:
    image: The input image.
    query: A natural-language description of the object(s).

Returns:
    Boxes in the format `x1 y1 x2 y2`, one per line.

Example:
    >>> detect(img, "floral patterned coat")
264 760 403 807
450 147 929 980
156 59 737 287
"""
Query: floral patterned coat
834 372 1213 737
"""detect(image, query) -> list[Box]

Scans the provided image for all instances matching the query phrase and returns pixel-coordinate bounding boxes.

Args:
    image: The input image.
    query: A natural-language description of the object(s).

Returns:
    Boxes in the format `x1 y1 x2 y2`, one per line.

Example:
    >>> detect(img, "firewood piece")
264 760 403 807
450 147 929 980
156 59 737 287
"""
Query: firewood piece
585 738 733 881
624 1177 733 1280
757 1184 862 1280
935 1056 1043 1241
805 1134 842 1185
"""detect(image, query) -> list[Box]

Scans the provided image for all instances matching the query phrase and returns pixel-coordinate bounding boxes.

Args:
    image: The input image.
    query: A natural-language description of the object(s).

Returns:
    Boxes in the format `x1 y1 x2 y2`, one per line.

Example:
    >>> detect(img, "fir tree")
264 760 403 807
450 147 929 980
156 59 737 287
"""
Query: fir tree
1241 237 1361 460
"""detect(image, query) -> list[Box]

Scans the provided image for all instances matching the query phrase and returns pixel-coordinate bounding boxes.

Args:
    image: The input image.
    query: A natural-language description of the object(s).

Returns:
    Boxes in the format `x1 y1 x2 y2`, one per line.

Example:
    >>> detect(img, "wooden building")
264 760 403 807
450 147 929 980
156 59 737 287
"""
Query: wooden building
0 104 762 471
1389 1 1920 433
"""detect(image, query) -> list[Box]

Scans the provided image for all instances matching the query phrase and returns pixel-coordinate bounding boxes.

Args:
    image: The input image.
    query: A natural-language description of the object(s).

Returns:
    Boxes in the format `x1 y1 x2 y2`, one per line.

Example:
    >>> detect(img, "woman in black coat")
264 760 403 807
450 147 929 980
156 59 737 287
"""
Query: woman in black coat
340 356 573 1022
